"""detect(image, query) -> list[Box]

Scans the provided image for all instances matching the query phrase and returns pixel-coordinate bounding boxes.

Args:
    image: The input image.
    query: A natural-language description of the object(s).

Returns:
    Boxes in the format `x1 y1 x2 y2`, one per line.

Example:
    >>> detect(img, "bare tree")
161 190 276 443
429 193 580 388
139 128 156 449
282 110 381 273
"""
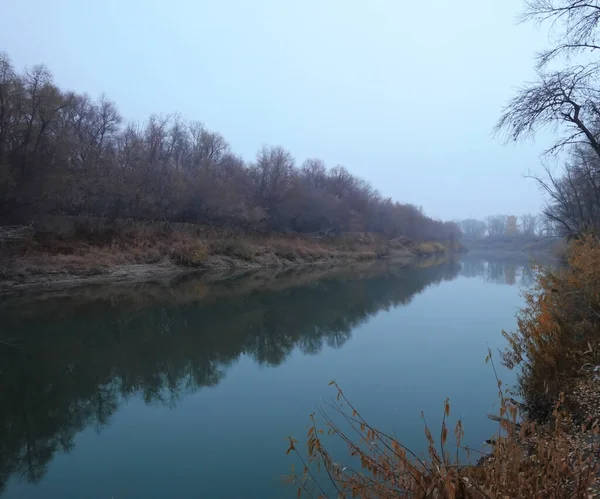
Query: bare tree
530 146 600 235
300 158 328 188
0 52 459 242
496 1 600 237
520 213 539 235
496 65 600 158
521 0 600 67
458 218 487 238
486 215 508 237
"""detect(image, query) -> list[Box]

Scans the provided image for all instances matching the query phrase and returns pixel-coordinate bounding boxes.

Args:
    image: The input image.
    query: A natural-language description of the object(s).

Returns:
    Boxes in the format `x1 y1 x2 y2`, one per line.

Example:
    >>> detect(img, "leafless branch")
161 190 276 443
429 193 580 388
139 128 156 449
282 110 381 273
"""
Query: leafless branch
521 1 600 66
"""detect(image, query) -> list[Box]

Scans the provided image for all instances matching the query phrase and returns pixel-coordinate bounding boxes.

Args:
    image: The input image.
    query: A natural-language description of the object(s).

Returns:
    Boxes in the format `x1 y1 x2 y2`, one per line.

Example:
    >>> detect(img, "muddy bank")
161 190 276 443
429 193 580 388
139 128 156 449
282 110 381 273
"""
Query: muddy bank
0 246 439 295
0 256 458 311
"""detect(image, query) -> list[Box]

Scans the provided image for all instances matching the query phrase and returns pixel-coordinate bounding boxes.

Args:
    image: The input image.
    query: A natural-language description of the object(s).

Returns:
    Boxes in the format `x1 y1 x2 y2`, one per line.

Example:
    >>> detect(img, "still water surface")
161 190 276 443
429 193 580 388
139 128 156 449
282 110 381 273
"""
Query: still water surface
1 256 536 498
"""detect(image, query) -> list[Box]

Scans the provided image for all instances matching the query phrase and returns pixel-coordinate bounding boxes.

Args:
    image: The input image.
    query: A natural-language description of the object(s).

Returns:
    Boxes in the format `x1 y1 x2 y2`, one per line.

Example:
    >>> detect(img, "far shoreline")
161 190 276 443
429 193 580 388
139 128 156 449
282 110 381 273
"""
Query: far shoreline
0 225 464 295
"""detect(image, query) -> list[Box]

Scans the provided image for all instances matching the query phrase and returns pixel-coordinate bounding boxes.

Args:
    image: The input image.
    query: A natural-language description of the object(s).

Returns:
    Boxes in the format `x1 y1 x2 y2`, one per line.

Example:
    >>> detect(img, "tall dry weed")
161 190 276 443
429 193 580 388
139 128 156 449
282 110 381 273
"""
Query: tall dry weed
287 381 598 498
503 234 600 418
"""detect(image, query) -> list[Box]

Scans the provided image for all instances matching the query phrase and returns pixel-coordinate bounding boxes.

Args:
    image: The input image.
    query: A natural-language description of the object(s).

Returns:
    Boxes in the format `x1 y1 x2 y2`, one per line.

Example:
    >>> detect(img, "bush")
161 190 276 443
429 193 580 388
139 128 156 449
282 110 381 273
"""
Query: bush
170 240 209 267
416 241 446 256
269 238 313 262
502 235 600 418
209 238 255 260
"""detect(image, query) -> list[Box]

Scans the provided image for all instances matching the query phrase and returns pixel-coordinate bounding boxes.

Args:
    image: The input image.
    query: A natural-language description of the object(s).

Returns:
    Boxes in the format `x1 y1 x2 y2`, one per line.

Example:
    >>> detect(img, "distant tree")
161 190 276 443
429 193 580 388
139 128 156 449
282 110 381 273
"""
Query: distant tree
520 213 538 236
505 215 519 237
459 215 546 239
458 218 487 238
486 215 508 238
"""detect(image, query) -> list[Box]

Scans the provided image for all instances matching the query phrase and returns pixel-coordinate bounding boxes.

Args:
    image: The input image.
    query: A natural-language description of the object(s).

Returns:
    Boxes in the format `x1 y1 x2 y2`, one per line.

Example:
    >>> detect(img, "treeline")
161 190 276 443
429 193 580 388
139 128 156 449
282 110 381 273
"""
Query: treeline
0 53 458 242
457 214 557 239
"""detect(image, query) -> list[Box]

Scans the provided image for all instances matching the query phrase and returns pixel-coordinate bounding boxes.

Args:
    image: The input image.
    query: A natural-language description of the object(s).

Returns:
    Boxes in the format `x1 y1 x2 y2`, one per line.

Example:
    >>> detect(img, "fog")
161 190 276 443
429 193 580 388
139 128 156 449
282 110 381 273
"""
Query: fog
0 0 554 220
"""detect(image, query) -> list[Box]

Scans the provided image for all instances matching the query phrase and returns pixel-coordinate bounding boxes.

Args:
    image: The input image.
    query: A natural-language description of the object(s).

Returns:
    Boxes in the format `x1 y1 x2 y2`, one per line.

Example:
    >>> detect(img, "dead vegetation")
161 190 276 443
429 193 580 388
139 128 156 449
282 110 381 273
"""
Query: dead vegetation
286 382 598 498
0 223 454 285
503 235 600 419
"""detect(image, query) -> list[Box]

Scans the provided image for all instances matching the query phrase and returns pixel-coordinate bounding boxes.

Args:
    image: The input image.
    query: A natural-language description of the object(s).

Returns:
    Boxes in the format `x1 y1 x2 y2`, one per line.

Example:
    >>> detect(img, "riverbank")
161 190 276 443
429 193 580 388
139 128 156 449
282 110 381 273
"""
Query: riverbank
0 226 461 293
0 256 458 314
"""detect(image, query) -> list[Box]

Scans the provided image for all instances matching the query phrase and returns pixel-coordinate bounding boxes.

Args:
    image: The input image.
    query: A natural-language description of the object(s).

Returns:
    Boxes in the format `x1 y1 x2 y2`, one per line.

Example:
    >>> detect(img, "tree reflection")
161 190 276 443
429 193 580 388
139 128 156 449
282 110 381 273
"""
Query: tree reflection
0 261 460 492
459 254 546 287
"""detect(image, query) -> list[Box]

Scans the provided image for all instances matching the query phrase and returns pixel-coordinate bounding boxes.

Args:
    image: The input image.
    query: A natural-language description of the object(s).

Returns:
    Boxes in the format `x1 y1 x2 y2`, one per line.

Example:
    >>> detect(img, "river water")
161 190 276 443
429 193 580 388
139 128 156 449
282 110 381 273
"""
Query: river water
0 255 536 498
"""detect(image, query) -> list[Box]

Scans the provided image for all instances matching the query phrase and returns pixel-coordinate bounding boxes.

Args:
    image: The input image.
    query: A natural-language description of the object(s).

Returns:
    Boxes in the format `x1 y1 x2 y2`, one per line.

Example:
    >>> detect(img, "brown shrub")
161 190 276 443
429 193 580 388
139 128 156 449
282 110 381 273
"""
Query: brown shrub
21 250 124 276
356 251 377 261
4 226 216 269
209 238 256 260
138 247 163 264
374 245 390 258
502 234 600 418
287 382 598 498
416 241 446 256
170 239 209 267
268 237 314 262
552 237 569 261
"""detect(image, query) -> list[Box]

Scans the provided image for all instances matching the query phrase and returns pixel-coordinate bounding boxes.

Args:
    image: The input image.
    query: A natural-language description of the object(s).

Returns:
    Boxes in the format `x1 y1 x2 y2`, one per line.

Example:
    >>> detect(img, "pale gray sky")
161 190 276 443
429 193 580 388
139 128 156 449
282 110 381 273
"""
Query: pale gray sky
1 0 555 220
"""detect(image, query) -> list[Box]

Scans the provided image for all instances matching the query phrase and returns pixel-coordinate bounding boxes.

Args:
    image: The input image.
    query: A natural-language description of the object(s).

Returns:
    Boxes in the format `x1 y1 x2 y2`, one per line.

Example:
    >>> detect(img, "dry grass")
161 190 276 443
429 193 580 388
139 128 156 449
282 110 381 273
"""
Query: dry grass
263 232 410 263
170 238 209 267
269 237 330 261
209 238 256 261
1 227 210 276
503 234 600 419
552 237 569 260
0 225 452 280
416 241 447 256
265 235 377 263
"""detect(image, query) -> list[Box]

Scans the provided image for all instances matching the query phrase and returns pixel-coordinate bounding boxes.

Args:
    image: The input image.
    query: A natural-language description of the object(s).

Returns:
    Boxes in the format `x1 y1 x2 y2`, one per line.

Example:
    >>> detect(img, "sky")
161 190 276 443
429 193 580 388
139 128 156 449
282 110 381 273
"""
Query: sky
0 0 557 220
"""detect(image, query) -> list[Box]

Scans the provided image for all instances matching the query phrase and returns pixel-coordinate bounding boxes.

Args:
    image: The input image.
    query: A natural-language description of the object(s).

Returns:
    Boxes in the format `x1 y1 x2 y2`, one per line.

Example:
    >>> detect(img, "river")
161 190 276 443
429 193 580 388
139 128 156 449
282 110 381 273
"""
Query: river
0 255 537 498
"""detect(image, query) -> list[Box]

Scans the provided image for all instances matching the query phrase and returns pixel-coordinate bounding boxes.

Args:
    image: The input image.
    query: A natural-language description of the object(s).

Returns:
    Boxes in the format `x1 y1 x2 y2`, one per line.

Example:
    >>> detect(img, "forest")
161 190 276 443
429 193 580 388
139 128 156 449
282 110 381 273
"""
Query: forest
457 214 553 239
0 52 458 243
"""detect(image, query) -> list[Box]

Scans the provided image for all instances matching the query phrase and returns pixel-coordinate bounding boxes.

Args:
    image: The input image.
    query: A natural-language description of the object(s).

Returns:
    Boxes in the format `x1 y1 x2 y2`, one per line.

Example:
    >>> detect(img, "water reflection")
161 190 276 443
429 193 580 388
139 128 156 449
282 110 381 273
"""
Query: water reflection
0 256 528 493
460 254 541 287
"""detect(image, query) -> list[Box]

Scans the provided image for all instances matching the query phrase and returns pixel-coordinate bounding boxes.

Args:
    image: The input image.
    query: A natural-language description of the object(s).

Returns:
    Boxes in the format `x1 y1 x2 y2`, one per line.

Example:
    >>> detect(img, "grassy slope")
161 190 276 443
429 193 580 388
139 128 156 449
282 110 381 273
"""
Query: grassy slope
0 226 458 290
